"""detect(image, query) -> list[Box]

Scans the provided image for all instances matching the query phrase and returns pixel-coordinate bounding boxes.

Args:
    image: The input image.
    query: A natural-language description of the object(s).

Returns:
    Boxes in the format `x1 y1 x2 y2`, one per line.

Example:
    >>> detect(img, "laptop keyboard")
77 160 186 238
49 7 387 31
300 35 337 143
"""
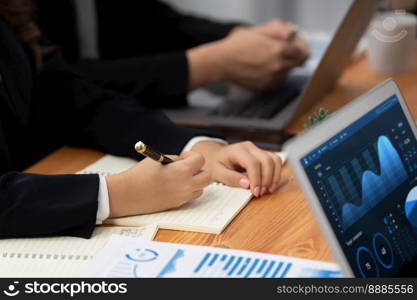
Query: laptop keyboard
209 87 300 119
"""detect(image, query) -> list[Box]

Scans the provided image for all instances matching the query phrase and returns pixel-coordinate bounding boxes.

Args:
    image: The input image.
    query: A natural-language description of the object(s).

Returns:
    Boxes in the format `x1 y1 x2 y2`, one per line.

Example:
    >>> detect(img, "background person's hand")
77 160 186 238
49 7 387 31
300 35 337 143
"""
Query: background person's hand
106 151 212 218
254 19 294 40
216 28 304 90
191 141 282 197
255 19 310 67
187 21 310 91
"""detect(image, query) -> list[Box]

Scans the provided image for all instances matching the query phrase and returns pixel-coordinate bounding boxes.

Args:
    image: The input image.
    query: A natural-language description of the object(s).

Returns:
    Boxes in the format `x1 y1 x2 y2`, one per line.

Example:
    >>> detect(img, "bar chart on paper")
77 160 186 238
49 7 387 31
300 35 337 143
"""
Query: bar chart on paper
82 236 341 278
190 252 292 278
188 252 340 278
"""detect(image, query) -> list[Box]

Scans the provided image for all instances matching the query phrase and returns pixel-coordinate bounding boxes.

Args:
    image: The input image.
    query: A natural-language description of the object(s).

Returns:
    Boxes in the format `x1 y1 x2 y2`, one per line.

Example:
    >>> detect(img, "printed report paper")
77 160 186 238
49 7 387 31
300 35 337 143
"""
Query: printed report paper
82 235 341 278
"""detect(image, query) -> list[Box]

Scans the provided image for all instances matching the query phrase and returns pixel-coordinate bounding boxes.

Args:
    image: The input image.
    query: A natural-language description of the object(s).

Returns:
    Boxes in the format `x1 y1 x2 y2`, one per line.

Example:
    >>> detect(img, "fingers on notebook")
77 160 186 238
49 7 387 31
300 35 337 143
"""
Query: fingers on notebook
230 142 282 197
246 143 282 196
228 142 262 196
252 149 275 195
267 151 282 194
214 164 250 189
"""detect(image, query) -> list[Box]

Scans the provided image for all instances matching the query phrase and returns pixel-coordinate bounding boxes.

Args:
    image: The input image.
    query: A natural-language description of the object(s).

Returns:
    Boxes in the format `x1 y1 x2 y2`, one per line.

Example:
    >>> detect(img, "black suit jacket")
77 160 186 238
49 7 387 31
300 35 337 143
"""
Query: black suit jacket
0 18 215 239
37 0 240 108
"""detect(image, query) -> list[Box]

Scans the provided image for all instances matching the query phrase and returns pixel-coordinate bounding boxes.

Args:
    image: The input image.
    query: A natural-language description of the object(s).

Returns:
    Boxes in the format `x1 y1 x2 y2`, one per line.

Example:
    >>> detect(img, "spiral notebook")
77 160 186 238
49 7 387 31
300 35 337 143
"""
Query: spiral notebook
77 154 259 234
0 225 158 277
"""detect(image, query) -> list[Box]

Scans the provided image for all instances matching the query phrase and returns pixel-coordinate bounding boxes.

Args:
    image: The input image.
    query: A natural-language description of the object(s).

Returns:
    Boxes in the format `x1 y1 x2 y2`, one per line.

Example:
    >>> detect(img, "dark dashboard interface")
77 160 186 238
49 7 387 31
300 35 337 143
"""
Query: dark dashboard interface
301 95 417 277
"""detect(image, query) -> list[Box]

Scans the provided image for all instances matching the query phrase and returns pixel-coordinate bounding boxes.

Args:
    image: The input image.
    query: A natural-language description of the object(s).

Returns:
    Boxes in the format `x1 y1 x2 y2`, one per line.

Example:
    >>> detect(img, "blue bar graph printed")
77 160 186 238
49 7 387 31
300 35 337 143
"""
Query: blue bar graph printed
192 252 294 277
342 136 408 228
190 252 339 278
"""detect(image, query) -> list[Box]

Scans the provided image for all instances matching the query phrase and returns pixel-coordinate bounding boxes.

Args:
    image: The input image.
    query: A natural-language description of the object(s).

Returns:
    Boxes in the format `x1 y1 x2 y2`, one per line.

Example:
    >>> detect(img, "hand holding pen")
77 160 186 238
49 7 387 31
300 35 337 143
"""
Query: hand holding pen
105 141 211 218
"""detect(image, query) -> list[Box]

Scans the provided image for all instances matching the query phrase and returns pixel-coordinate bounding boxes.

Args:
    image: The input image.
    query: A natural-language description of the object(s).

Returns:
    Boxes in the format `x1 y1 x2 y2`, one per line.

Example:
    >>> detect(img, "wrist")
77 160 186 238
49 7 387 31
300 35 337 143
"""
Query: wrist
191 141 225 170
186 41 227 90
228 25 250 36
106 173 130 218
191 140 225 153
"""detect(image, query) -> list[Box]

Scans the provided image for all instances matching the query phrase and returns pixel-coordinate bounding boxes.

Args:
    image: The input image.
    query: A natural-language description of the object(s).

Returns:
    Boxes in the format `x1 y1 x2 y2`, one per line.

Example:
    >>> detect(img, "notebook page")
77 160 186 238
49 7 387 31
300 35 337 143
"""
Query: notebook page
77 154 138 176
0 224 158 277
105 184 252 234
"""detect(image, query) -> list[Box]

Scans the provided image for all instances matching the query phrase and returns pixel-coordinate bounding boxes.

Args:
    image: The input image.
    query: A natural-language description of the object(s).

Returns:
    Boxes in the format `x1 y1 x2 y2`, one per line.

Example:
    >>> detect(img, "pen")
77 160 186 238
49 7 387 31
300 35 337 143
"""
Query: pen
286 26 298 42
134 141 174 165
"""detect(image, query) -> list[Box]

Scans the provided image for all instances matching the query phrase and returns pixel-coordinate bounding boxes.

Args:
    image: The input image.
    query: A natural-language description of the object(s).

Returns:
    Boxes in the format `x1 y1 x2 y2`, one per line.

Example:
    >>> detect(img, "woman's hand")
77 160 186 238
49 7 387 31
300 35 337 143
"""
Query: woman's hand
192 141 282 197
106 140 282 218
106 151 211 218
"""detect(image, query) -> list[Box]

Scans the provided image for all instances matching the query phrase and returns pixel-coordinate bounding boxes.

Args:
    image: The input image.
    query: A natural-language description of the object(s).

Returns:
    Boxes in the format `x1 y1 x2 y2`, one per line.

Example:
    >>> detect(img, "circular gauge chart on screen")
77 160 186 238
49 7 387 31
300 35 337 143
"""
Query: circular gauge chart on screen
405 186 417 231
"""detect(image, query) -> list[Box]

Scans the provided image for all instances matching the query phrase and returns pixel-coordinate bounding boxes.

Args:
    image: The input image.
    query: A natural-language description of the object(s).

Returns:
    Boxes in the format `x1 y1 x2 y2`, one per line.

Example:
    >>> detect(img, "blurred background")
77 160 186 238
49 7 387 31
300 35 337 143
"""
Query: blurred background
164 0 354 35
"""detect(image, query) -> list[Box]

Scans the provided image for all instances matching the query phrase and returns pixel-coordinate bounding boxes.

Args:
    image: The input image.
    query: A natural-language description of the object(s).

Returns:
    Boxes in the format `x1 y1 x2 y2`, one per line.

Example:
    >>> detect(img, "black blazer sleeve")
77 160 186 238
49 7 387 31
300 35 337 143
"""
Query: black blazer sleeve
92 0 242 105
0 19 100 239
150 0 241 48
72 52 190 108
38 0 243 107
0 172 99 239
72 0 243 107
36 47 220 159
0 14 220 239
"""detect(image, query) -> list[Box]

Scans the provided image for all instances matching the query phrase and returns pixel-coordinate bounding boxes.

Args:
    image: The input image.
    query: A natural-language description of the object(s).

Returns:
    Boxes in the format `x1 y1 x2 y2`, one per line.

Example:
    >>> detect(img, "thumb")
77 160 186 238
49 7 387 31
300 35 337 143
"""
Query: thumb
215 166 250 189
165 154 181 162
180 151 191 159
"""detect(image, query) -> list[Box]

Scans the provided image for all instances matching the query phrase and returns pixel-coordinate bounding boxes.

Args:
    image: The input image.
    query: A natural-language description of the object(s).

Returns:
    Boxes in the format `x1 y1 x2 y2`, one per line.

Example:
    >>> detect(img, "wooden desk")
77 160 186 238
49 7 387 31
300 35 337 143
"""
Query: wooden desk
25 53 417 263
288 52 417 133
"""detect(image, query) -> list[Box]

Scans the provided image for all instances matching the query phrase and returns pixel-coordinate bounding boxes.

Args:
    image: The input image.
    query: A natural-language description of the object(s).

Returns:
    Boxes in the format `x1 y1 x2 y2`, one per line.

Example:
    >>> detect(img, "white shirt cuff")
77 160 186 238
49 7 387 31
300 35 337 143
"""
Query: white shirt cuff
182 136 228 152
95 136 227 222
96 175 110 224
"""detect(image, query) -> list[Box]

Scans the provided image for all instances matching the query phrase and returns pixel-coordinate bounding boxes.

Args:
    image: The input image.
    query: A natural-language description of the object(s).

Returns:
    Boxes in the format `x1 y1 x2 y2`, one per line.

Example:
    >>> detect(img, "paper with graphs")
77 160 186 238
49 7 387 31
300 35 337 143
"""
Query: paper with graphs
82 235 341 278
0 225 158 277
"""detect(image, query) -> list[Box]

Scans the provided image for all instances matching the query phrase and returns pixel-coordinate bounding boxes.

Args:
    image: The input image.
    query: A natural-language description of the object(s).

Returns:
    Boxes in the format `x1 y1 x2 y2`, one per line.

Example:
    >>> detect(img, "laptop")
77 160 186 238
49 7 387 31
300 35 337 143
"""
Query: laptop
284 79 417 277
165 0 378 136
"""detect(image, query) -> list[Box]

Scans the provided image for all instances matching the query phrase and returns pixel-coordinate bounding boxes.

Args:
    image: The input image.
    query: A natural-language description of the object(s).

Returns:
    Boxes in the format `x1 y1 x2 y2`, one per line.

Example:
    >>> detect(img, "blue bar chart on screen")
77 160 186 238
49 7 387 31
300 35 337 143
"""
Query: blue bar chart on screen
81 236 341 278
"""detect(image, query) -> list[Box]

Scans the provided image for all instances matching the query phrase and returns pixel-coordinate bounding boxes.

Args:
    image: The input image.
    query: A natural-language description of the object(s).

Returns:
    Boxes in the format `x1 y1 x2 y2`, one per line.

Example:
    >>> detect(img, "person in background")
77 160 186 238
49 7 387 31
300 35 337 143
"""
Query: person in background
37 0 310 108
0 0 282 239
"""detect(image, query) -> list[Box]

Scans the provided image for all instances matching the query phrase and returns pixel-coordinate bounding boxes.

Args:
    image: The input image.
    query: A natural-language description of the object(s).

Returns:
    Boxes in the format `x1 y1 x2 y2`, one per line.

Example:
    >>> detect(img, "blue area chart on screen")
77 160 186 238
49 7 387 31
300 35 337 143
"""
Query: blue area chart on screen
405 187 417 231
342 136 408 228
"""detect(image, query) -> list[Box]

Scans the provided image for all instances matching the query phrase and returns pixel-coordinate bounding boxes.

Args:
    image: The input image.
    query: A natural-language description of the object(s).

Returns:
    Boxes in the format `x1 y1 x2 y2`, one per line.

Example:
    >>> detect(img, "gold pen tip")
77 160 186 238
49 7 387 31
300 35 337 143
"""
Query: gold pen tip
135 141 146 153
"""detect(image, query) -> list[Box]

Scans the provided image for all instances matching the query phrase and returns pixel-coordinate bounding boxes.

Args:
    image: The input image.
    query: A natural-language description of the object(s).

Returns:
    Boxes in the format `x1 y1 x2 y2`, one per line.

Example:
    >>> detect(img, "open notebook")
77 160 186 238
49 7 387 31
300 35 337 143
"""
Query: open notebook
106 182 252 234
0 224 158 277
77 154 261 234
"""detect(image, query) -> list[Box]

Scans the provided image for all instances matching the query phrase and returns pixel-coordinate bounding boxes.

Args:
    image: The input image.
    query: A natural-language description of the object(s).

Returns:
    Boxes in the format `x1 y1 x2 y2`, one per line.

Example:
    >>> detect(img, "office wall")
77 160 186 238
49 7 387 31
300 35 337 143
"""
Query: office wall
163 0 354 34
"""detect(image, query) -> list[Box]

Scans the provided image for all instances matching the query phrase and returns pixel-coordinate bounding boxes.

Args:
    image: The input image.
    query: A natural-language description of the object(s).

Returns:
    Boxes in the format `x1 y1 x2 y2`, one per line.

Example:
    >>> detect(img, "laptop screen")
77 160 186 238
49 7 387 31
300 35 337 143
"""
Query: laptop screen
300 95 417 277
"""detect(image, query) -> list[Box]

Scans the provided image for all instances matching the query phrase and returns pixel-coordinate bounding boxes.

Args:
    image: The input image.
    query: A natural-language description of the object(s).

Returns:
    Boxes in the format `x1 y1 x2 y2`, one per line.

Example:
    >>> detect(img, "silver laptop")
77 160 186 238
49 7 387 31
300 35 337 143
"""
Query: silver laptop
284 80 417 277
165 0 378 133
